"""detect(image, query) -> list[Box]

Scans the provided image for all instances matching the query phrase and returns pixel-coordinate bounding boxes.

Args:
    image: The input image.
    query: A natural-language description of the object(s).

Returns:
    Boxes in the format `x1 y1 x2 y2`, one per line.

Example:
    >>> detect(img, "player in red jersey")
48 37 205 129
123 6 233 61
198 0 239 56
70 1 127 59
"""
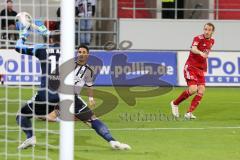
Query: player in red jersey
171 23 215 119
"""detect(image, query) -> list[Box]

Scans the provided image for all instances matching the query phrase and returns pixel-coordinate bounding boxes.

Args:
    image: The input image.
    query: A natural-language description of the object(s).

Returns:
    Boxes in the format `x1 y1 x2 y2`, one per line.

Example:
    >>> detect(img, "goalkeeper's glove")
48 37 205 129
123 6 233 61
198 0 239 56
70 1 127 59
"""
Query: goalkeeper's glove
15 38 29 54
16 38 25 48
32 20 50 36
16 21 30 40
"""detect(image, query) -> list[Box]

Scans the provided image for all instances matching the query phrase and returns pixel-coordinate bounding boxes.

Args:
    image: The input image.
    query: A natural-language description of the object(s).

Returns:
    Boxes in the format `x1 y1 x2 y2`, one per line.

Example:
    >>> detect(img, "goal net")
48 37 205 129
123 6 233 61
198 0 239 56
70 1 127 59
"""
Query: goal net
0 0 75 159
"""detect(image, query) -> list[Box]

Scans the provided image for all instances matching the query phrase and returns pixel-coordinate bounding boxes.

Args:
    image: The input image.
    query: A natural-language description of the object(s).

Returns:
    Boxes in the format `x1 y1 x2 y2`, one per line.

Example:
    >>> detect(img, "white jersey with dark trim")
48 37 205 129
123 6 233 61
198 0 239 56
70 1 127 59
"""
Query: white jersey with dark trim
75 0 96 17
74 63 94 94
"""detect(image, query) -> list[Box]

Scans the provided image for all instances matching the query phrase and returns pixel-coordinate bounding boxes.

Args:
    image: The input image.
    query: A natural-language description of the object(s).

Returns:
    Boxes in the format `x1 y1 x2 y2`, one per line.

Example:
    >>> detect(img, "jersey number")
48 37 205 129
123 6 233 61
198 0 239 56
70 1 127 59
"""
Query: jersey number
49 54 59 75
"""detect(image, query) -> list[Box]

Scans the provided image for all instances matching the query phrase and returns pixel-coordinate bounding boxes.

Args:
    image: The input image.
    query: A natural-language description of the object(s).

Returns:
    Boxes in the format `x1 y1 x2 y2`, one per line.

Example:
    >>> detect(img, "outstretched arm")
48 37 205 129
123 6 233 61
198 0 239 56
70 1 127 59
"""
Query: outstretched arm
15 38 34 55
15 18 50 55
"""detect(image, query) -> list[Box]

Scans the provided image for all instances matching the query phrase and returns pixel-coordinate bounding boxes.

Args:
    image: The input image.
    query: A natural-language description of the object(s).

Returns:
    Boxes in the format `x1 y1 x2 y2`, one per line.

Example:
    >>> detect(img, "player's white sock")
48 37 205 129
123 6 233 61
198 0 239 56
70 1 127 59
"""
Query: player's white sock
184 112 196 119
170 101 179 118
18 136 36 150
109 141 131 150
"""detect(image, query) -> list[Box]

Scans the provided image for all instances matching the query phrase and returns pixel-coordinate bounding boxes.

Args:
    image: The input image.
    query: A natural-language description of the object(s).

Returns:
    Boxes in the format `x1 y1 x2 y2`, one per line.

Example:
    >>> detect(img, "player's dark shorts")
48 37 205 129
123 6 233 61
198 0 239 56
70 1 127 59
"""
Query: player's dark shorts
20 90 59 117
74 94 94 121
184 64 205 86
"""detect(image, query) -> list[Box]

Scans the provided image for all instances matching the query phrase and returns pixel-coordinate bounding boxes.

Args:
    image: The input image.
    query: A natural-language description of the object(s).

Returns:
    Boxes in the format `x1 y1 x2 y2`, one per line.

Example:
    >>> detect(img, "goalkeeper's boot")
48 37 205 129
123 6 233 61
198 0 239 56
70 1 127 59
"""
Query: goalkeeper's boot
109 141 131 150
18 136 36 150
170 101 179 118
184 112 196 120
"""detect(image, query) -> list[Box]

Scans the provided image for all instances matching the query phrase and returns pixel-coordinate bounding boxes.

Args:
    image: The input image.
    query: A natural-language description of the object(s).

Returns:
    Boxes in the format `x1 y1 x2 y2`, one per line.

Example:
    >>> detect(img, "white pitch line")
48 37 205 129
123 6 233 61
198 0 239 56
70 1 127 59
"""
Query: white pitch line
0 126 240 132
82 126 240 131
1 102 240 105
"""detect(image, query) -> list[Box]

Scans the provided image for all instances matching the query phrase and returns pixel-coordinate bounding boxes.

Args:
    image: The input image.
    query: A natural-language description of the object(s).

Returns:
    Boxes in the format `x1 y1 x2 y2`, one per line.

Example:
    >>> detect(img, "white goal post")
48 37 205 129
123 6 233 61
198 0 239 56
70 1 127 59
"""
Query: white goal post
60 0 75 160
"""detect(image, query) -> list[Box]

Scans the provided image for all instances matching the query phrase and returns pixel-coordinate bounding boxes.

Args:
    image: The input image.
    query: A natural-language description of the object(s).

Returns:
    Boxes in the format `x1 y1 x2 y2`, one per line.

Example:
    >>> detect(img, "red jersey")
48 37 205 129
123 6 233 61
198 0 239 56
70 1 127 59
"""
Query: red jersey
186 34 214 71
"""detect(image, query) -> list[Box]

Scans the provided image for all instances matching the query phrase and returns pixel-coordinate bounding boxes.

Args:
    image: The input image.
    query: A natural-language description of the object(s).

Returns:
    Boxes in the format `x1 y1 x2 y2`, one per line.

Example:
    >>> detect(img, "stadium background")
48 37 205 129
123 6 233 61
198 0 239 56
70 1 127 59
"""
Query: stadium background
0 0 240 160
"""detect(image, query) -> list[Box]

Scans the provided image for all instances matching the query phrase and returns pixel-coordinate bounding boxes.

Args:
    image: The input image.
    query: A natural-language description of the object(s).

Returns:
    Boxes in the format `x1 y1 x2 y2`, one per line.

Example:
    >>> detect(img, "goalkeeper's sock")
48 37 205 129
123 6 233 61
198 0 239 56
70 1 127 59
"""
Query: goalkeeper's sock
173 90 191 105
188 93 203 112
91 119 115 142
16 115 33 139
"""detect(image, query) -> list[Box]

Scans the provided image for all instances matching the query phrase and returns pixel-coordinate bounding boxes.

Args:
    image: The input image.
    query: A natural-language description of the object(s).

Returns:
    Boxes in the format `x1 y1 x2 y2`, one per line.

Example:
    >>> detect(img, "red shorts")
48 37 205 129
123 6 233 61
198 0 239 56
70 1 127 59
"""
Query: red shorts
184 64 205 86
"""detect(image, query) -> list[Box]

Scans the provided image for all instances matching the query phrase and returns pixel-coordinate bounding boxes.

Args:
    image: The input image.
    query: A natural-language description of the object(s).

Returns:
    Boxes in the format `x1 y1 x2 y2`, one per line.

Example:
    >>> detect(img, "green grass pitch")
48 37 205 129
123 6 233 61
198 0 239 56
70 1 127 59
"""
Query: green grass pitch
0 86 240 160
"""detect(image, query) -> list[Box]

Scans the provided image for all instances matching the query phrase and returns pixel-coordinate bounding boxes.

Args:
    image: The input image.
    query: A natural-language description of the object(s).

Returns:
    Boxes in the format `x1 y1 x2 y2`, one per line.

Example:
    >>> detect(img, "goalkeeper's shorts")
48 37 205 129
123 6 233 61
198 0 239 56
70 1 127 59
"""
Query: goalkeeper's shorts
20 90 59 117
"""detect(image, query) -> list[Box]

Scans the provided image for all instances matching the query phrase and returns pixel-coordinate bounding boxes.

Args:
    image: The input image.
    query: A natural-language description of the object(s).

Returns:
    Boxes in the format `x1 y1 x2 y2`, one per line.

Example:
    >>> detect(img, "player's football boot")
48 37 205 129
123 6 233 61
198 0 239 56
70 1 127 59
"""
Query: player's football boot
109 141 131 150
119 142 131 150
170 101 179 118
184 112 196 119
18 136 36 150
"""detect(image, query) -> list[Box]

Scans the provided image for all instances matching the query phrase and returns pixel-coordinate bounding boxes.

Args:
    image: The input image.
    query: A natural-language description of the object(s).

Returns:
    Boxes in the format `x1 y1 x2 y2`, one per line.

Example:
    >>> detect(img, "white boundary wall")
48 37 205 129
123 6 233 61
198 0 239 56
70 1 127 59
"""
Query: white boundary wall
119 19 240 51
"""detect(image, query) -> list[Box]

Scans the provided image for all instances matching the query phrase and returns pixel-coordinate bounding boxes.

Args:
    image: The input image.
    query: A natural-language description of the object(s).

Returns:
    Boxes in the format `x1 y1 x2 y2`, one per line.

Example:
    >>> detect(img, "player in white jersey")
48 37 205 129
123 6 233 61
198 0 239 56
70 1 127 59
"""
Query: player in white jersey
76 0 96 17
75 0 96 45
43 44 131 150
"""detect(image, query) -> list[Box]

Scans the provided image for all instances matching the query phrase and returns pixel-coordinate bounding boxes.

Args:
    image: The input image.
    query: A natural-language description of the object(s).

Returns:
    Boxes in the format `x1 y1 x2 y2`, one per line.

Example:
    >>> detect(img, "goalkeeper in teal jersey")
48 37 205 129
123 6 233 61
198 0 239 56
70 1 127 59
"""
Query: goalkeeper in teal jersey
15 13 60 150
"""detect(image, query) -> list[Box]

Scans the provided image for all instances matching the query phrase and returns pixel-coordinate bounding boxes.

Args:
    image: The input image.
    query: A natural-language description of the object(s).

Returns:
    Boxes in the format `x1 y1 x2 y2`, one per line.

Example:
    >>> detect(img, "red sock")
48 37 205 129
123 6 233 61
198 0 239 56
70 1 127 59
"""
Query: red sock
188 93 203 112
173 90 191 105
